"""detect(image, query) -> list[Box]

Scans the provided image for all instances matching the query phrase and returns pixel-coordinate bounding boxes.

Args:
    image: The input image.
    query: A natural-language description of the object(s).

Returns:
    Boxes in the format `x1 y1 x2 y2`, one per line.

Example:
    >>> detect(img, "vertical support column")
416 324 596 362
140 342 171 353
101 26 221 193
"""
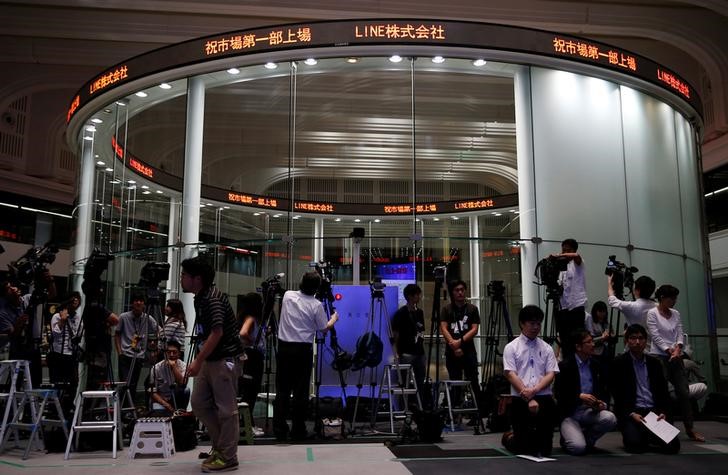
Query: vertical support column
314 218 324 263
166 198 181 298
71 134 96 295
180 77 205 319
514 66 539 306
468 215 482 364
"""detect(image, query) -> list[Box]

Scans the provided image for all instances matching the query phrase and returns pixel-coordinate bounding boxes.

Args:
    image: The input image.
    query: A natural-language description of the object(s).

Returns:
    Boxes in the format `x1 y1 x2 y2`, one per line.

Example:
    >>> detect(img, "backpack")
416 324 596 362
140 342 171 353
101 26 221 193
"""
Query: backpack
351 331 383 371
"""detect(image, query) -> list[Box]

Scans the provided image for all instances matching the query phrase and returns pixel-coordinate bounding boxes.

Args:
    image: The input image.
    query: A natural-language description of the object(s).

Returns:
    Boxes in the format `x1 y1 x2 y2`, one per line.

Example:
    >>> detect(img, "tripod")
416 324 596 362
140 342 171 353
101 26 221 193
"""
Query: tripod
423 272 445 410
542 287 561 346
350 285 390 433
259 283 283 433
480 285 514 388
312 284 348 438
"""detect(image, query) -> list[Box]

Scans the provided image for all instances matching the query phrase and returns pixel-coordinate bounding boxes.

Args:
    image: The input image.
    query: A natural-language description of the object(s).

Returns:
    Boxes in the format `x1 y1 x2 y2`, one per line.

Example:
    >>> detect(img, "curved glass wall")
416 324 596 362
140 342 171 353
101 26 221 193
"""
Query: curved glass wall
74 51 710 391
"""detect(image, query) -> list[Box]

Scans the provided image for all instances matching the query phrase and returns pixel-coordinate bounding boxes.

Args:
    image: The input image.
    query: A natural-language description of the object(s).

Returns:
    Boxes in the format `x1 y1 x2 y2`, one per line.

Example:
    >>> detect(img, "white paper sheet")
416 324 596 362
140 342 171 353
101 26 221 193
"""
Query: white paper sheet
516 454 556 462
643 411 680 443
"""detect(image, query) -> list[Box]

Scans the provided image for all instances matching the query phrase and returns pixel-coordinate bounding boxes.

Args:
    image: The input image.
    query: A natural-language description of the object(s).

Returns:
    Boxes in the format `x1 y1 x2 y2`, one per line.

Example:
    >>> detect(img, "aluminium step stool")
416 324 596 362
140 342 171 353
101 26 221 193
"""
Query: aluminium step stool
375 363 422 433
128 417 175 458
237 401 254 445
438 380 481 431
0 388 68 459
0 360 33 445
65 389 124 459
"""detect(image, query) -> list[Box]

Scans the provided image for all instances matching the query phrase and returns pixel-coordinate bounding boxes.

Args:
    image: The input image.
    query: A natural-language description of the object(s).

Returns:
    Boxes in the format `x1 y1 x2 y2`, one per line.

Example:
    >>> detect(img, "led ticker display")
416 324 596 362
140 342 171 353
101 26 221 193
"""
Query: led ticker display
383 204 438 214
294 202 335 213
68 19 702 126
204 27 312 56
228 192 279 208
354 22 446 40
455 199 495 210
552 37 637 72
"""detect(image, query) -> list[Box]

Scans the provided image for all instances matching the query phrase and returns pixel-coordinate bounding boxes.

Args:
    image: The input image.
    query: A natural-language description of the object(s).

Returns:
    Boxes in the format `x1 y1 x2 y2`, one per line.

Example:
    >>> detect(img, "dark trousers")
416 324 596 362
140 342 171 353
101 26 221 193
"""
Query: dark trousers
621 408 680 454
240 347 264 421
556 306 585 358
274 340 313 439
507 396 557 457
445 350 482 410
659 356 694 431
118 354 144 401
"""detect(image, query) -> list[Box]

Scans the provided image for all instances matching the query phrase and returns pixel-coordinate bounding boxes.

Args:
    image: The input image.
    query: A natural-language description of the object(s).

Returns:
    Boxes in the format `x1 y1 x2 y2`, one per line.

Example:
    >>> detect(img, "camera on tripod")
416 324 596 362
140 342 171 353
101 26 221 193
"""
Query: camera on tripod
138 262 171 288
534 255 568 296
260 272 285 298
8 243 59 300
487 280 506 298
81 249 114 300
604 255 638 299
433 265 447 283
369 276 386 297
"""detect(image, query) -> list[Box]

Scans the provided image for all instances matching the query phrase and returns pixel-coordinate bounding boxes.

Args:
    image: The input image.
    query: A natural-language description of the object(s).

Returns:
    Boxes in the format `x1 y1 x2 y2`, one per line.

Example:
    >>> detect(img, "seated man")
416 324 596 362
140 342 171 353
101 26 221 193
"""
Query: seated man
150 340 189 414
611 324 680 454
555 330 616 455
502 305 559 457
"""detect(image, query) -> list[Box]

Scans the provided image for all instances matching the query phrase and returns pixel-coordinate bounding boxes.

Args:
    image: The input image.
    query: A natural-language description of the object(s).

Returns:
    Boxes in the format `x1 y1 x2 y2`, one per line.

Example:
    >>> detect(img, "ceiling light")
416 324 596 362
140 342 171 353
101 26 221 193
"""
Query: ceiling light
493 212 502 216
264 62 277 69
156 190 163 194
135 91 148 98
472 59 487 67
433 217 440 221
354 218 361 222
374 219 381 223
346 57 358 63
223 206 230 209
115 100 128 106
389 55 403 63
431 56 445 63
85 125 96 132
110 179 121 184
304 58 318 65
292 215 301 220
159 83 172 89
253 212 261 216
91 118 103 124
96 161 105 166
451 216 459 220
334 218 342 222
127 180 136 184
227 68 240 75
105 167 114 172
273 214 282 218
142 190 151 195
141 185 149 189
83 136 93 141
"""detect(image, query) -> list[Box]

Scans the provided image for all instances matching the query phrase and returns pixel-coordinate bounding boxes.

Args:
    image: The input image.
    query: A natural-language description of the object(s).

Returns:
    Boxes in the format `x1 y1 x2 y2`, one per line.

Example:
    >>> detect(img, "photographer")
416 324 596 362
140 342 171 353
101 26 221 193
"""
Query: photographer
607 274 656 332
48 292 82 387
80 279 119 390
114 293 161 401
0 280 41 386
238 291 265 430
150 339 189 414
554 238 587 358
391 283 426 402
274 271 338 442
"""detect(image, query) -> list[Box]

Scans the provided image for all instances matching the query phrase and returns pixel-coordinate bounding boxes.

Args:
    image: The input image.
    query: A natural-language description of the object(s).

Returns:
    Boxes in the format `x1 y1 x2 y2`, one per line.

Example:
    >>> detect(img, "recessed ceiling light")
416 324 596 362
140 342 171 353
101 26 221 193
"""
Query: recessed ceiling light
389 55 403 63
223 206 230 209
135 91 148 98
96 161 105 166
115 100 128 106
156 190 163 194
451 216 459 220
264 62 277 69
273 214 282 218
433 217 440 221
105 167 114 172
292 215 301 220
142 190 151 195
432 56 445 63
493 212 502 216
128 180 136 184
91 118 103 124
227 68 240 75
354 218 361 222
83 136 93 141
141 185 149 189
159 83 172 89
346 57 358 63
334 218 342 222
85 125 96 132
253 212 261 216
374 219 381 223
472 59 487 67
304 58 318 65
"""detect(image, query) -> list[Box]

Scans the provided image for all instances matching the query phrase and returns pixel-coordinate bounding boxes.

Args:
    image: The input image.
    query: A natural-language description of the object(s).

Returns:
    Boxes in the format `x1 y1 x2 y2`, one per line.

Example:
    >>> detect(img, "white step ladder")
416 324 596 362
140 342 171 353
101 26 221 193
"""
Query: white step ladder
64 389 124 459
0 360 33 445
0 388 68 459
438 380 480 431
376 363 422 433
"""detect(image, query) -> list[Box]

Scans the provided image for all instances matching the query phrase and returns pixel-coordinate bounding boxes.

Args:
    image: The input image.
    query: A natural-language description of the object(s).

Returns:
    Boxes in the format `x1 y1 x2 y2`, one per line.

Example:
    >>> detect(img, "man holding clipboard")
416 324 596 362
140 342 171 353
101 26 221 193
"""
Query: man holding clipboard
611 324 680 454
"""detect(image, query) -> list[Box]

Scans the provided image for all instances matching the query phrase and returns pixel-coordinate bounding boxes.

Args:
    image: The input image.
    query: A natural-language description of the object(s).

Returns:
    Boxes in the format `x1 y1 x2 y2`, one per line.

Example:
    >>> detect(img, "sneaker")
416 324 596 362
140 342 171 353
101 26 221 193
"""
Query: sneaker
202 449 220 464
201 453 239 472
252 426 265 437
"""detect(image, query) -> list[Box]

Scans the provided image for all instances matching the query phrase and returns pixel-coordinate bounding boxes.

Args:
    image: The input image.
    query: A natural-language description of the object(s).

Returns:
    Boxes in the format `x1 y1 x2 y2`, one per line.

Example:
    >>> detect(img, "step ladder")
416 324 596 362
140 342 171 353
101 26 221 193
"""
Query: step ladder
375 363 422 433
0 388 68 459
128 417 175 458
64 389 124 459
0 360 33 445
438 380 481 431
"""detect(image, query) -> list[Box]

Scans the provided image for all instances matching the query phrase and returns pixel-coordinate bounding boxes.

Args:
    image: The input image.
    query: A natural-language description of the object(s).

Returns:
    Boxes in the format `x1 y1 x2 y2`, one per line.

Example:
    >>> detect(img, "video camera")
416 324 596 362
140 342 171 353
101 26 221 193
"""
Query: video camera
433 265 447 283
370 276 386 297
487 280 506 298
534 255 569 296
138 262 170 288
604 255 638 299
261 272 285 298
81 249 114 300
8 243 59 286
310 261 335 310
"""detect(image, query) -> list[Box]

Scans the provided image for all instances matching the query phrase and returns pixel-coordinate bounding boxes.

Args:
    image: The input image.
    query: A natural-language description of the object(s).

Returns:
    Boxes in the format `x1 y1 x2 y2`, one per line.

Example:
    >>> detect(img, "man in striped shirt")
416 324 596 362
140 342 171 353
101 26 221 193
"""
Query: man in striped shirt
182 256 244 473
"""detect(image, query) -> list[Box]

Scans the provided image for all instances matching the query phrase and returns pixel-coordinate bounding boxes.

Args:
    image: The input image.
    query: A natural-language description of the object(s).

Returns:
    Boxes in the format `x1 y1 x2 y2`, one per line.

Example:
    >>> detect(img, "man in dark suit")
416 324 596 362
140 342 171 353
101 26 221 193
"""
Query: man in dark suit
610 324 680 454
555 330 616 455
